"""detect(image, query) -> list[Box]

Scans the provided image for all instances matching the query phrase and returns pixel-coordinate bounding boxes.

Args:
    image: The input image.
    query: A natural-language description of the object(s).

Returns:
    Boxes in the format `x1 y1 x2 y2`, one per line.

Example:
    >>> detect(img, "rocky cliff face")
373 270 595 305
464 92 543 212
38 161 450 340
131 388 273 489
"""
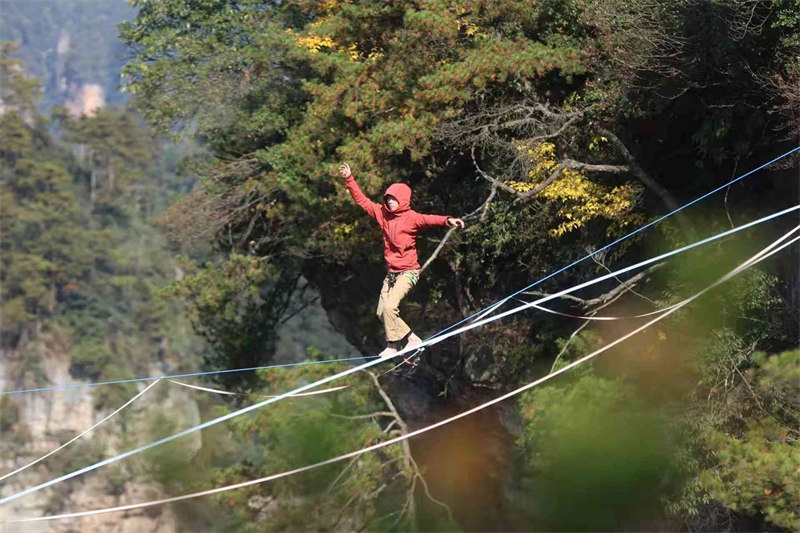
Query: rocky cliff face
66 83 105 117
57 29 106 117
0 328 200 531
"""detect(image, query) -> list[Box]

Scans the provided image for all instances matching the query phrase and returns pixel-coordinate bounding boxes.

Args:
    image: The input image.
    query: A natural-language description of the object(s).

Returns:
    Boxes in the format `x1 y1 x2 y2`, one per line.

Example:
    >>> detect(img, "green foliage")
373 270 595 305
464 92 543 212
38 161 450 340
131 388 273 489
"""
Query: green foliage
0 50 207 407
141 365 417 531
39 437 107 513
0 41 41 114
105 465 130 497
91 364 137 411
518 373 679 530
702 419 800 531
55 438 107 477
762 0 800 57
698 350 800 531
684 263 786 387
0 45 106 347
142 409 188 482
63 109 155 216
167 254 292 387
0 52 210 519
70 339 111 380
0 397 20 432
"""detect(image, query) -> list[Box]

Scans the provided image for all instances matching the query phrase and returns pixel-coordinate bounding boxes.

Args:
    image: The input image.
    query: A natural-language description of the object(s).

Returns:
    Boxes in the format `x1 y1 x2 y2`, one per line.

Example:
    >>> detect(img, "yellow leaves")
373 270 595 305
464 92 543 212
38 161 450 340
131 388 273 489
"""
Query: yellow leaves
562 92 581 111
513 141 558 181
452 1 486 39
319 0 343 12
506 141 643 238
287 13 360 61
293 33 337 54
458 17 484 38
289 29 360 61
544 175 641 237
589 134 608 151
333 221 357 241
505 180 537 193
345 44 359 61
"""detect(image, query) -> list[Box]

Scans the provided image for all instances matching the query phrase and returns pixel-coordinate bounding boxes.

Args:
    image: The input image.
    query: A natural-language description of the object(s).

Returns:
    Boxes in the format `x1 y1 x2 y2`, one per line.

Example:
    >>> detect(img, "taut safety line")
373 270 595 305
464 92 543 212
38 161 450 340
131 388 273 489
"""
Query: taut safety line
0 356 377 397
9 225 797 522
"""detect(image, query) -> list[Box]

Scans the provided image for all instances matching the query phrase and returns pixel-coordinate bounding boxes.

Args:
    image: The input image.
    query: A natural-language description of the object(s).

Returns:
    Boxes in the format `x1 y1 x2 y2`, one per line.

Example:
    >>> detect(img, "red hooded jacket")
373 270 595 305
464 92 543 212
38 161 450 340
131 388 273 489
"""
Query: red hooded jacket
344 176 451 272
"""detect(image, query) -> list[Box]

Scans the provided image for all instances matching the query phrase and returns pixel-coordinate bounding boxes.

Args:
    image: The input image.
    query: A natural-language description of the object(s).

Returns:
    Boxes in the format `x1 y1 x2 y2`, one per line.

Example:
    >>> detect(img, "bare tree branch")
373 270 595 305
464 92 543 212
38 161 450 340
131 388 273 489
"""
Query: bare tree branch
328 411 396 420
591 252 656 305
547 265 653 373
593 125 696 240
512 165 564 206
470 145 519 194
523 262 665 309
419 227 458 274
366 371 454 524
550 319 591 373
478 182 498 222
560 158 630 174
440 102 588 148
419 181 498 274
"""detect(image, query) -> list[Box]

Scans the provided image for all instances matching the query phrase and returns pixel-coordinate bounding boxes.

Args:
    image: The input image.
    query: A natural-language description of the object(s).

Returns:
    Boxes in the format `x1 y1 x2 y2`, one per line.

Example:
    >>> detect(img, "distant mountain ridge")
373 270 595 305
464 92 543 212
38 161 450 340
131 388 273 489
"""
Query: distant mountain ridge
0 0 133 113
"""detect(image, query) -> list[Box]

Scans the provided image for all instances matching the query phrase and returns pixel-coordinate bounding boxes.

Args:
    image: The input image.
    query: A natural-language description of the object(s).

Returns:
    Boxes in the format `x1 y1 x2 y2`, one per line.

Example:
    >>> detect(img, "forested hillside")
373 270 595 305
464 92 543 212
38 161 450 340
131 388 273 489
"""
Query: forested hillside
1 0 799 531
0 42 209 528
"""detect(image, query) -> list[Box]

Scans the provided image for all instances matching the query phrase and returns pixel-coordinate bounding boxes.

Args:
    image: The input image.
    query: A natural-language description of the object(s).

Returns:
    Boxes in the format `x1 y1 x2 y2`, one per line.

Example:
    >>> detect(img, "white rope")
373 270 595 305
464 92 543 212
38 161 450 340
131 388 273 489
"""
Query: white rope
0 378 161 483
514 300 684 321
1 207 795 507
168 380 349 398
7 227 797 523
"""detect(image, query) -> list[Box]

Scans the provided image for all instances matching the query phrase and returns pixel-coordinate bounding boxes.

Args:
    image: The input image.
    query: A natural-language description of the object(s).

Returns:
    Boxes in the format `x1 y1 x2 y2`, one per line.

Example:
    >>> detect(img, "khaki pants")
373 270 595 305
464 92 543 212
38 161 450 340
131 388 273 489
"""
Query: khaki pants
376 270 419 342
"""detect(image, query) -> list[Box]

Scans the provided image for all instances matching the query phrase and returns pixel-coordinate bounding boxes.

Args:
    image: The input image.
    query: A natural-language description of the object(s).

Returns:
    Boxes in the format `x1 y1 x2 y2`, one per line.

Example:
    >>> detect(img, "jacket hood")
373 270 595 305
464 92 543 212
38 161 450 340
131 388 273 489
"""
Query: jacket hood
384 183 412 214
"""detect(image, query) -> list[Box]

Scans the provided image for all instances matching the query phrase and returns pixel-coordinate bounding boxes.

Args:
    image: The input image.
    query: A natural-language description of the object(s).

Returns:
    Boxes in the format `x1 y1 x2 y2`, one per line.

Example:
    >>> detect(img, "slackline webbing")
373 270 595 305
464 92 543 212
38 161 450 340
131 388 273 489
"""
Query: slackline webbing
1 204 796 507
9 225 796 523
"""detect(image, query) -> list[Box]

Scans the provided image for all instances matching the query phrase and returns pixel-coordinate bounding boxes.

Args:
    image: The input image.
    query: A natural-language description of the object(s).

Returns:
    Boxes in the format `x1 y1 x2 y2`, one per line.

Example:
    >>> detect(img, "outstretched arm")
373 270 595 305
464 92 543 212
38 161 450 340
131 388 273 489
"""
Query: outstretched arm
339 163 380 220
416 213 465 230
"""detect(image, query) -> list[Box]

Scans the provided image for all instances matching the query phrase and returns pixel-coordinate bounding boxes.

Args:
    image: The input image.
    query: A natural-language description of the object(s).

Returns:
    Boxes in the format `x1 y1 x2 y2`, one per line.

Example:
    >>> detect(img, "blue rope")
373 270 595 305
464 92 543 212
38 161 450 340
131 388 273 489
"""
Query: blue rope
0 356 378 397
427 146 800 341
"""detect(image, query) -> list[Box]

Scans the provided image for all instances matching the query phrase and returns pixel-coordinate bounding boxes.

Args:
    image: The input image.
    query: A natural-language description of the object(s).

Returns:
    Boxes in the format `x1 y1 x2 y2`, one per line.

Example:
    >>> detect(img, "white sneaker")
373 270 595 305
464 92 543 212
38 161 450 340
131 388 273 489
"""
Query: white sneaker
406 333 423 350
379 346 398 359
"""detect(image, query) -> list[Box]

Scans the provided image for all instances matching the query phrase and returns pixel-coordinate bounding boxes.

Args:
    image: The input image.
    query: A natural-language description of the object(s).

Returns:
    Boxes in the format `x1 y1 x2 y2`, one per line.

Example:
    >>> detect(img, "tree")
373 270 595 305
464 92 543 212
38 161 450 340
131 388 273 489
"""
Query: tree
62 109 154 216
0 43 101 347
120 0 657 380
118 1 800 529
144 364 453 531
1 46 205 412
